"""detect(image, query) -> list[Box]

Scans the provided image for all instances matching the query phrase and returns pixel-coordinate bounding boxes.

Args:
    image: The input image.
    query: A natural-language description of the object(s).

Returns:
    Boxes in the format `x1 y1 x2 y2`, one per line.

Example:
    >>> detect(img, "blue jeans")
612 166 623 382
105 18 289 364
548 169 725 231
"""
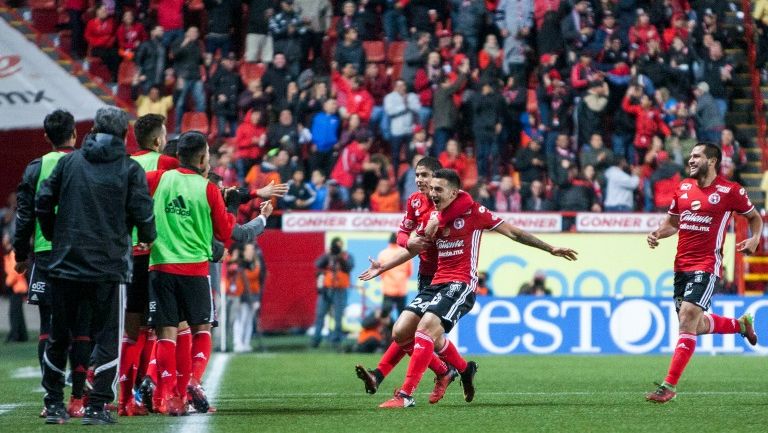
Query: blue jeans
216 115 238 138
612 133 634 164
383 9 407 41
604 205 633 212
390 134 412 169
370 105 384 135
418 107 432 127
312 288 348 346
206 33 232 56
714 98 728 118
433 127 453 157
175 79 206 132
475 132 499 180
162 29 184 48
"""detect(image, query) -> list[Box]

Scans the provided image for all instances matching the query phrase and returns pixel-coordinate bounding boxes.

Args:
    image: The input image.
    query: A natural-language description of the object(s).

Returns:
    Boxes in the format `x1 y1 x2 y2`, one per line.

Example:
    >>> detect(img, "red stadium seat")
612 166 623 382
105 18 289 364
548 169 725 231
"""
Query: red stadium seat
31 3 59 33
86 57 112 84
240 62 266 83
117 61 137 85
57 30 72 55
181 112 209 135
363 41 385 63
386 41 406 64
390 63 403 80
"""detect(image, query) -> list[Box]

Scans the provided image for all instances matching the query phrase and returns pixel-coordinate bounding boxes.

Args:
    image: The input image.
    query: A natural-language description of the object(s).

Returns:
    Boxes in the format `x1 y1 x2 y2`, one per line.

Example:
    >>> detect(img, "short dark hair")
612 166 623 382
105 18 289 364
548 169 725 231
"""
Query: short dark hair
134 114 166 149
697 142 722 170
416 156 442 173
433 168 461 189
163 139 179 157
177 131 207 164
43 110 75 147
389 233 397 244
93 107 129 138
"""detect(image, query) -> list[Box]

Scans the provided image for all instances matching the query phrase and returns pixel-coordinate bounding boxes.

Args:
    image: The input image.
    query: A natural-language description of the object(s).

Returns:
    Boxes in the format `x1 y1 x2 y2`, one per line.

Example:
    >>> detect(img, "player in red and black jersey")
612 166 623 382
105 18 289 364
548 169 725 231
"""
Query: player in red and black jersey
645 143 762 403
356 157 474 404
374 169 577 408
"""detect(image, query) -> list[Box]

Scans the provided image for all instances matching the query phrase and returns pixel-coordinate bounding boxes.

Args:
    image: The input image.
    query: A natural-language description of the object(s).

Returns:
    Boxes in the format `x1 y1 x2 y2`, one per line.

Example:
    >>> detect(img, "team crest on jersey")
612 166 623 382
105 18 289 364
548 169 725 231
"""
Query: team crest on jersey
740 188 746 196
715 185 731 193
680 183 692 191
691 200 701 210
411 198 421 208
453 218 465 230
478 206 487 213
403 219 415 229
708 193 721 204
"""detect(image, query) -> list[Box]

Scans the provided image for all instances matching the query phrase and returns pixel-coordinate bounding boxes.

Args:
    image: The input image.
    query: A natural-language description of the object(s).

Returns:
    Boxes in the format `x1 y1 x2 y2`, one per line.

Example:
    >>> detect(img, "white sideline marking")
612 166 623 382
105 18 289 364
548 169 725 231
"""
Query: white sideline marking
10 367 40 379
0 404 19 415
177 354 231 433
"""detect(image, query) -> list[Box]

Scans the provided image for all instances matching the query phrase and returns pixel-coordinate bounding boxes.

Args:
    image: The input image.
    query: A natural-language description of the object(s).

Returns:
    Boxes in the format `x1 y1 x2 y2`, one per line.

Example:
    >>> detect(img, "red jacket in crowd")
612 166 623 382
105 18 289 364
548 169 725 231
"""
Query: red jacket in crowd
117 22 147 51
331 140 370 188
85 17 116 48
622 97 671 149
235 110 267 160
157 0 184 31
628 23 660 55
332 71 374 122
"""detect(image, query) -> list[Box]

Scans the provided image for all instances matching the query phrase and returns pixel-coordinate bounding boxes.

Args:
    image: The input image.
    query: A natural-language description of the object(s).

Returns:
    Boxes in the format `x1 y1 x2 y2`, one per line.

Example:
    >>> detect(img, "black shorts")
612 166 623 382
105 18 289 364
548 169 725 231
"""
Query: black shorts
424 282 475 333
126 254 150 315
673 271 718 312
148 271 214 328
404 274 436 317
27 256 51 306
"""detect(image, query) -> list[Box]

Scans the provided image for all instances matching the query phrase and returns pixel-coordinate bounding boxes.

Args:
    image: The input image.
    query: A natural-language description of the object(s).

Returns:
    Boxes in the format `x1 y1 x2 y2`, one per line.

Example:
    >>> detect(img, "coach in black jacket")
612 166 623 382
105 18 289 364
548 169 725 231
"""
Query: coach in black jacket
36 107 156 425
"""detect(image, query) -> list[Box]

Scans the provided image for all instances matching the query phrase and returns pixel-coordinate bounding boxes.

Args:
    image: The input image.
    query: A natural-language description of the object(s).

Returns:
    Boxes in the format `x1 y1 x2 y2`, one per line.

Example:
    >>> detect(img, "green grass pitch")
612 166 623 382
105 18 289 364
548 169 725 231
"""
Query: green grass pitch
1 340 766 432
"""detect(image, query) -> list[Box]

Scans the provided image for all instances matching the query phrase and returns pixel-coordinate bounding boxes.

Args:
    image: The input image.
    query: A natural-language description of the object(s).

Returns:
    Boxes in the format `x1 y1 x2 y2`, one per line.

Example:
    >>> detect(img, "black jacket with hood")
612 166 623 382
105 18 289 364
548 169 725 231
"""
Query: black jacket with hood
35 133 156 283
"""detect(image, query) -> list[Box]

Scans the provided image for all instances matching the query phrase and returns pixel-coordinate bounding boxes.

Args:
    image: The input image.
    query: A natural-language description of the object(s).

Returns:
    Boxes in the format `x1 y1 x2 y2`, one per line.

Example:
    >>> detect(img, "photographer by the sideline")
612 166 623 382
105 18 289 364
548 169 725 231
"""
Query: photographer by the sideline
311 237 354 348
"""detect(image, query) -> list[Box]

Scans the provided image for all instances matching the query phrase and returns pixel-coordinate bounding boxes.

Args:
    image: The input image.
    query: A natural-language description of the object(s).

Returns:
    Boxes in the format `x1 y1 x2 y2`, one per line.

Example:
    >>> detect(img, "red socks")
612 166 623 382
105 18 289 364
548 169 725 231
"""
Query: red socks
400 331 434 396
118 336 141 405
176 328 192 397
156 339 177 400
705 314 741 334
437 339 467 373
191 331 212 382
377 341 408 377
664 333 697 386
136 330 156 387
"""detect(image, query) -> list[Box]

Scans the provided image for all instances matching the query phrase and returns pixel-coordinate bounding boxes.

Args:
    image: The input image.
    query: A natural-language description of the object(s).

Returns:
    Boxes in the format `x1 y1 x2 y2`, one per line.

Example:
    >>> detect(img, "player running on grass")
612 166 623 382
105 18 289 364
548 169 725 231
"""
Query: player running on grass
370 169 578 407
645 143 762 403
356 157 475 405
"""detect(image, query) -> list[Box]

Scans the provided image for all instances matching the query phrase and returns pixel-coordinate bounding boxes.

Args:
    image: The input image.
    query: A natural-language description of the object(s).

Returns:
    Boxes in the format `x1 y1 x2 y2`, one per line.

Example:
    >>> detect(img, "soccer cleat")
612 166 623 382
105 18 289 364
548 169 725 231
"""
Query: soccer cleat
378 391 415 408
738 314 758 346
645 383 677 403
187 378 210 414
355 365 379 395
429 366 458 404
82 406 117 425
44 403 70 424
67 396 85 417
459 361 478 403
164 396 188 417
118 400 149 416
138 376 156 412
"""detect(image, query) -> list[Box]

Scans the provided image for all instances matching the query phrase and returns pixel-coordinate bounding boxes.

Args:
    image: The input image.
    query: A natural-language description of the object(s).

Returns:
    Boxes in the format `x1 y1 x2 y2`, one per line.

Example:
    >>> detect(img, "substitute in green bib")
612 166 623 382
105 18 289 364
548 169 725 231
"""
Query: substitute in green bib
144 131 273 416
11 110 92 418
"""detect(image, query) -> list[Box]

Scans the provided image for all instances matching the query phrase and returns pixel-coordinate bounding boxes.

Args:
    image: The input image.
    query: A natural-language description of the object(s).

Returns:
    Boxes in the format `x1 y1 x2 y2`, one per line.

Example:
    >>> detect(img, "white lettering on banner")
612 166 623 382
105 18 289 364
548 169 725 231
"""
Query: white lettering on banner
283 213 561 232
744 300 768 354
608 300 665 354
522 300 563 354
560 301 611 353
575 213 667 233
474 300 521 354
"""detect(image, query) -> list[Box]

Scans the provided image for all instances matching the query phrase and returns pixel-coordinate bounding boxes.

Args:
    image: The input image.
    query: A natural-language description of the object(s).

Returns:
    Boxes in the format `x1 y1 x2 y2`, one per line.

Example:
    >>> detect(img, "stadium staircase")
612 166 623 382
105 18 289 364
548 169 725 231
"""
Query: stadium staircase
0 2 131 111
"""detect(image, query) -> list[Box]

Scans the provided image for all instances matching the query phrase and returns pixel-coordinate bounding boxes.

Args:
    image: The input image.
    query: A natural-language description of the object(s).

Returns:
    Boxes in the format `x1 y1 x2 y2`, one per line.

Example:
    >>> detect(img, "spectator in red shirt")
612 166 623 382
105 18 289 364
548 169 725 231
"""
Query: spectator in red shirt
628 9 661 58
662 12 689 50
438 139 469 179
157 0 184 46
621 85 671 164
370 178 401 212
330 131 375 190
720 128 747 181
235 110 268 180
363 63 393 135
117 10 147 61
85 4 120 81
340 77 374 123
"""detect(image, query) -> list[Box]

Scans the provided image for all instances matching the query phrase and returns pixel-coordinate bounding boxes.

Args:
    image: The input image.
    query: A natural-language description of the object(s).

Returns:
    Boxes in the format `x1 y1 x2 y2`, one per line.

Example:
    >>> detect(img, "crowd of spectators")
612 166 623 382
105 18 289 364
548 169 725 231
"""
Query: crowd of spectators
58 0 752 215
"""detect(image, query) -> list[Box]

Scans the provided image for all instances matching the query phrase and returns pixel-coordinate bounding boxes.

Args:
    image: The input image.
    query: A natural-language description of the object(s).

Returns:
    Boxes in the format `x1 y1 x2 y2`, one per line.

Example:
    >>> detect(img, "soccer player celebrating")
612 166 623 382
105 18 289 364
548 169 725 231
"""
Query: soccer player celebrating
356 157 474 405
376 169 578 407
145 131 275 415
645 143 762 403
12 110 91 418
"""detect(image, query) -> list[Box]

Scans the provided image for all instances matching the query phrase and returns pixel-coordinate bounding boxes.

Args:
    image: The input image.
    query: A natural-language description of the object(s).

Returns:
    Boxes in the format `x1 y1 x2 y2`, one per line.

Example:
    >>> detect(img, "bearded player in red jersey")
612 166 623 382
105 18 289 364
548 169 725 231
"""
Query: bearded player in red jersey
356 157 475 405
645 143 762 403
375 169 577 408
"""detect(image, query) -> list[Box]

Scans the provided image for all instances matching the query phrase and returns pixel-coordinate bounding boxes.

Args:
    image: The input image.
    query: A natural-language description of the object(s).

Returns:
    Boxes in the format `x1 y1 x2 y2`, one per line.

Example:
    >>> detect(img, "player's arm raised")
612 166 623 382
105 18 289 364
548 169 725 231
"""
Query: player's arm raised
359 248 417 281
493 221 578 261
736 208 763 255
647 214 679 249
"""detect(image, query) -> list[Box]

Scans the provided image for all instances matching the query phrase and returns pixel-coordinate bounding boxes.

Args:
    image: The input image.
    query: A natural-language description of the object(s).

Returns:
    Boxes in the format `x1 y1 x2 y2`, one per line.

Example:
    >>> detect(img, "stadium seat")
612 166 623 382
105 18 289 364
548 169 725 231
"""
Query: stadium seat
240 62 266 83
86 57 112 84
57 30 72 55
181 112 210 135
390 63 403 80
31 2 59 34
117 61 137 85
363 41 385 63
386 41 406 64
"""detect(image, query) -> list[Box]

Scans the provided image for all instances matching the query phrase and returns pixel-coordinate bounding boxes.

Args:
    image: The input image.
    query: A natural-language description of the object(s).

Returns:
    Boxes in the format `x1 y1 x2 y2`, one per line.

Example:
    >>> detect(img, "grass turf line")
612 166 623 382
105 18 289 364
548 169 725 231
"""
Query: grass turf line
1 340 766 432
